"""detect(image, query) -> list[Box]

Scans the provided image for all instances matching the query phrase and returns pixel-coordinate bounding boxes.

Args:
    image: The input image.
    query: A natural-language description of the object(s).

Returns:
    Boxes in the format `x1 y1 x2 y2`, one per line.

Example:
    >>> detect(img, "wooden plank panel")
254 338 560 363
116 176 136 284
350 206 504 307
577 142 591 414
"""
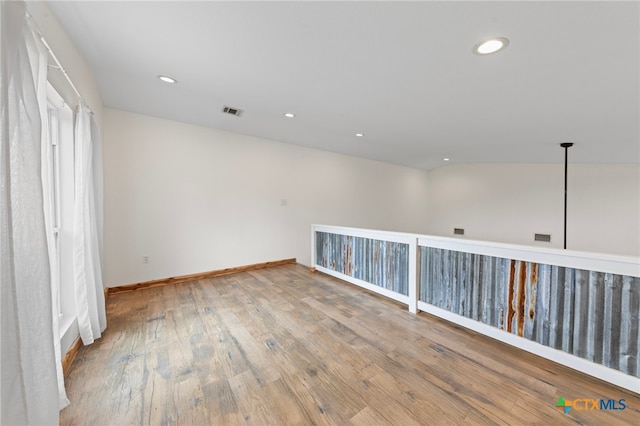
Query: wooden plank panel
228 370 281 425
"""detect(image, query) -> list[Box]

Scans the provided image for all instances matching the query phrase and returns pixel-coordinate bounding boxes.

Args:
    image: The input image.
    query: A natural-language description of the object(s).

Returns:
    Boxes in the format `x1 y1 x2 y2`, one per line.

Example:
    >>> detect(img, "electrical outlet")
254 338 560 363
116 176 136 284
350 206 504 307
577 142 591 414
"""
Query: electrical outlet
280 198 288 206
142 256 149 264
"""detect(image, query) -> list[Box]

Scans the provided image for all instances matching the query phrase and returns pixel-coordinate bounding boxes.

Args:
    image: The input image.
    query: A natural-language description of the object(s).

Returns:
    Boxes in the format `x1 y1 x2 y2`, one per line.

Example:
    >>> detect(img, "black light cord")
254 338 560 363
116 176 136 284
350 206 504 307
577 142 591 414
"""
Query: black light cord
560 142 574 250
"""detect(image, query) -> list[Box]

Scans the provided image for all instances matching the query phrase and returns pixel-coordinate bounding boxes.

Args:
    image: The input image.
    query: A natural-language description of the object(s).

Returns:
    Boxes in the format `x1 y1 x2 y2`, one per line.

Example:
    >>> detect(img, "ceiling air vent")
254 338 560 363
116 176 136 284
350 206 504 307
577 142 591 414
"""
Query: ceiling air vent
221 105 244 117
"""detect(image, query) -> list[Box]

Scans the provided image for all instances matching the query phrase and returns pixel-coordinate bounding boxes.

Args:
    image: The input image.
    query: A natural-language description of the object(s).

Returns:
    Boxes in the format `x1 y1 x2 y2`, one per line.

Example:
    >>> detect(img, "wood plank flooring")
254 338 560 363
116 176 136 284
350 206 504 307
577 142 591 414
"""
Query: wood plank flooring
60 264 640 425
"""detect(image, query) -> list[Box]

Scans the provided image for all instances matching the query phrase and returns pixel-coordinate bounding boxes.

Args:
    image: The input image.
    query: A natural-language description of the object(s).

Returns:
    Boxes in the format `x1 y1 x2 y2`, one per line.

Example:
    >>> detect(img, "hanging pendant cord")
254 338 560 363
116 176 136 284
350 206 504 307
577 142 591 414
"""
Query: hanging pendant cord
560 142 573 250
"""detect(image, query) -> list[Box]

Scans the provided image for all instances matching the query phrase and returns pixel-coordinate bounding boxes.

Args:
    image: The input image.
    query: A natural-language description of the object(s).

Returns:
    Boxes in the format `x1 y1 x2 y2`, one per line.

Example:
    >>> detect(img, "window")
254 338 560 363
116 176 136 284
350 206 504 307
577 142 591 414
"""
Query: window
46 83 76 337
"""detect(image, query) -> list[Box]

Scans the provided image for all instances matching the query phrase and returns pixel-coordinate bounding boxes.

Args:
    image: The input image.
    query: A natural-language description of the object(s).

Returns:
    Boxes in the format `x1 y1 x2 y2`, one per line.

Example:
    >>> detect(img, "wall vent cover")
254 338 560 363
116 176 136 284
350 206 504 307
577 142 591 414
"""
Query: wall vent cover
454 228 465 235
222 105 244 117
535 233 551 242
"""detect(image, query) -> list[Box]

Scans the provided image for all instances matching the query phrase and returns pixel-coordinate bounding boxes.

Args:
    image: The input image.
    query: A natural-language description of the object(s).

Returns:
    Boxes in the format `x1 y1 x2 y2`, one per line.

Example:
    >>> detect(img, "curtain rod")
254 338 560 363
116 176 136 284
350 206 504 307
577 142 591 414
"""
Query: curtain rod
39 36 81 100
26 12 93 115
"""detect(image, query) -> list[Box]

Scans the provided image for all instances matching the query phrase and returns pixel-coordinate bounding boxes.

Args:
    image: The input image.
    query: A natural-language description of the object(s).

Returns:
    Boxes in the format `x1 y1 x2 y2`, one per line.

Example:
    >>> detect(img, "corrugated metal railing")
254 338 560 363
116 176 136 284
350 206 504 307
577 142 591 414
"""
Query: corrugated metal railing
315 231 409 296
312 225 640 393
419 247 640 377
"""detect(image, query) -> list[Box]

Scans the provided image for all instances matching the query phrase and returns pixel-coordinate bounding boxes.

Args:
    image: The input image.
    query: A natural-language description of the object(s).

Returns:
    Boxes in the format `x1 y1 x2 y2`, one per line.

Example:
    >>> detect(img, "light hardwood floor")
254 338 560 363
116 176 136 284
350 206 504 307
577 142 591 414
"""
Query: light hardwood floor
61 264 640 425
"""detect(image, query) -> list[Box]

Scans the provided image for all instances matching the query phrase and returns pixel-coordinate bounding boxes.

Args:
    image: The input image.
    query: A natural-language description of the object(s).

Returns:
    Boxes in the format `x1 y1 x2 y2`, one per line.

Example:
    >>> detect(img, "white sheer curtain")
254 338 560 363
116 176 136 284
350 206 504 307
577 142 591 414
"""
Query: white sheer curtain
1 1 67 423
73 104 107 345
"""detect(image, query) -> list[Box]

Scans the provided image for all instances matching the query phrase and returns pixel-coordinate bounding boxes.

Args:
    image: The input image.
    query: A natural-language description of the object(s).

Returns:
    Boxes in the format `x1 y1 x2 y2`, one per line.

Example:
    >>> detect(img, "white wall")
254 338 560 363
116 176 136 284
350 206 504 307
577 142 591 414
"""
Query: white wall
104 111 639 289
567 164 640 257
426 163 640 256
103 109 430 287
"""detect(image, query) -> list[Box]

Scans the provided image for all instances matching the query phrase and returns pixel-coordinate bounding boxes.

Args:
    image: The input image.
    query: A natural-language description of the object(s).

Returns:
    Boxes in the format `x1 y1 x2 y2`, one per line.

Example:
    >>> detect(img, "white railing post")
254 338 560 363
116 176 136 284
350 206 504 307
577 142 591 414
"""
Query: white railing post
407 238 418 314
310 225 316 272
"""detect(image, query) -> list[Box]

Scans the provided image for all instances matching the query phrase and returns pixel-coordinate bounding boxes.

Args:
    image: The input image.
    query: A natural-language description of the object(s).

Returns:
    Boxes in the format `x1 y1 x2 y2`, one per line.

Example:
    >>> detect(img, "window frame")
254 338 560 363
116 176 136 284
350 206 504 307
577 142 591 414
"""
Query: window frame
45 83 76 336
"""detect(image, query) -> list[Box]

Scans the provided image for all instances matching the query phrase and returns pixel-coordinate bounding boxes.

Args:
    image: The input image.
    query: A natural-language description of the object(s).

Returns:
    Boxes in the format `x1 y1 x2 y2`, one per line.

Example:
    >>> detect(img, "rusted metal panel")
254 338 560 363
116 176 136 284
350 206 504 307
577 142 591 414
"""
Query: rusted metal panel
419 246 640 377
315 231 409 296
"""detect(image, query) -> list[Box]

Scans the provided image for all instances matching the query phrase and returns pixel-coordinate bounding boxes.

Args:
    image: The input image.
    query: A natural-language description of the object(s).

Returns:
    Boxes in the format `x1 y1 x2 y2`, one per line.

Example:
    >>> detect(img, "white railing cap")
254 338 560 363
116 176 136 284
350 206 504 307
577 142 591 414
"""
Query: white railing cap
312 225 640 277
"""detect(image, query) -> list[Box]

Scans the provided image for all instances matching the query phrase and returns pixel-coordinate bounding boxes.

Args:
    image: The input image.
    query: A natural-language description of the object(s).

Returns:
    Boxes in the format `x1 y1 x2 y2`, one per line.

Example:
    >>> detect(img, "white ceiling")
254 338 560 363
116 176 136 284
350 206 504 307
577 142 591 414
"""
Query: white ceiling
48 1 639 170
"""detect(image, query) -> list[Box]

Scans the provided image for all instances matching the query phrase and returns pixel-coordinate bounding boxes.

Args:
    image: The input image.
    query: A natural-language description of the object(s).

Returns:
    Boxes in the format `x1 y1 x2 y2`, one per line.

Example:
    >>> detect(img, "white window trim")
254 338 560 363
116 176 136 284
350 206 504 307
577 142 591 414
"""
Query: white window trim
46 83 76 336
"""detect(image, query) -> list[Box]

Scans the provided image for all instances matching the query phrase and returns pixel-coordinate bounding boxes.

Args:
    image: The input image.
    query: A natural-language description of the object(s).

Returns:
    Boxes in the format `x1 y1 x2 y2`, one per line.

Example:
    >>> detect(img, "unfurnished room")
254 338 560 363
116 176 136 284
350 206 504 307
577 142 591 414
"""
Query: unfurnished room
1 1 639 425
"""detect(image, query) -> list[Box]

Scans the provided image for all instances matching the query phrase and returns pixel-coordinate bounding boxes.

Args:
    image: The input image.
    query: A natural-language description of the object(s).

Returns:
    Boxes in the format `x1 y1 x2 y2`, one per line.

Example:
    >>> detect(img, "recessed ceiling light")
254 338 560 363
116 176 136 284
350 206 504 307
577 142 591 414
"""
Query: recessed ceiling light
355 133 364 137
284 113 295 118
473 37 509 55
443 158 450 161
158 75 177 84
